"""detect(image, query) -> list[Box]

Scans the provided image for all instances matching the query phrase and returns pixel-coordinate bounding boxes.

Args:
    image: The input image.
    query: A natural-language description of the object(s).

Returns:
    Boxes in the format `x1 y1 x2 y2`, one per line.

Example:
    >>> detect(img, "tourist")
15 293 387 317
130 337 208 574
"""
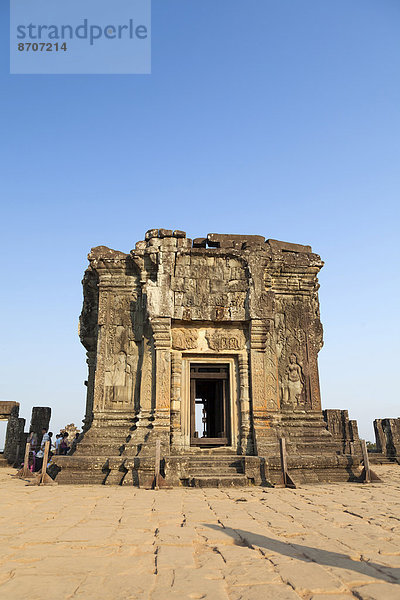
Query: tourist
27 430 38 452
40 428 50 450
60 432 69 455
34 428 54 470
55 434 62 455
48 431 54 456
26 431 38 471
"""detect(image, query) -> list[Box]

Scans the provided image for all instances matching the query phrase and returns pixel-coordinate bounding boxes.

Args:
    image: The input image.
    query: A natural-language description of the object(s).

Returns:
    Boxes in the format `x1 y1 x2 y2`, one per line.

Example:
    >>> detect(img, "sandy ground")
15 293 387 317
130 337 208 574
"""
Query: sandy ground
0 465 399 600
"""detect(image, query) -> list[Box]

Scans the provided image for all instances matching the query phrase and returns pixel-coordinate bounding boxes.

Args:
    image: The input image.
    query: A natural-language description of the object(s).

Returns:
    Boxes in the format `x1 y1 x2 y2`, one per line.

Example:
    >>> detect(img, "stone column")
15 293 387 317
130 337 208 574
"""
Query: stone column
238 352 252 453
29 407 51 445
4 405 25 463
83 351 96 432
152 317 171 431
170 351 182 445
374 419 385 454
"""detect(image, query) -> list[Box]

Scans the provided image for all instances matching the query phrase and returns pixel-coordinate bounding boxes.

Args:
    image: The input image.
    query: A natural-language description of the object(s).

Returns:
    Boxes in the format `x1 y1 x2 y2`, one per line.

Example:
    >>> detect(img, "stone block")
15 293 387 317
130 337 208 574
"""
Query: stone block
210 280 225 293
29 407 51 439
135 240 147 251
159 228 173 238
351 583 400 599
145 229 159 240
193 237 207 247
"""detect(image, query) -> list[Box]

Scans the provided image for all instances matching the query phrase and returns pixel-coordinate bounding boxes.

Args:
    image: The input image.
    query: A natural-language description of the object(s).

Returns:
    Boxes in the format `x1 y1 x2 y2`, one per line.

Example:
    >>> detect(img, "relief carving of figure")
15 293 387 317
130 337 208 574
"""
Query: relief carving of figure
172 328 198 350
111 352 129 387
282 353 305 407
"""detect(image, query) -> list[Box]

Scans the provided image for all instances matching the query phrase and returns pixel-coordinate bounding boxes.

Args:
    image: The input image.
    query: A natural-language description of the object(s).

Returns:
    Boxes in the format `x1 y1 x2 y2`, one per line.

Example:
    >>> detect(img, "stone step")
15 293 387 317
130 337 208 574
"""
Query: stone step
187 457 243 464
189 471 244 478
186 475 249 488
179 448 239 456
188 466 244 474
368 453 399 465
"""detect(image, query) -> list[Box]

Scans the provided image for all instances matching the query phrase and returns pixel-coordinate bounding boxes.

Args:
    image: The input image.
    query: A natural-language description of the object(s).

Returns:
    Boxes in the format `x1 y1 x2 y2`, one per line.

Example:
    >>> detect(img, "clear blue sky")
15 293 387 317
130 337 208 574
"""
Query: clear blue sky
1 0 399 444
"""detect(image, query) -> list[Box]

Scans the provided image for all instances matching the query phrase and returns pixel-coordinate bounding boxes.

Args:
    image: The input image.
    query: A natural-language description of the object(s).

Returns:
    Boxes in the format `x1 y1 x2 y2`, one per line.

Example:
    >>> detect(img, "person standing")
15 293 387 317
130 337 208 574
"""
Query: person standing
55 434 62 455
60 432 69 455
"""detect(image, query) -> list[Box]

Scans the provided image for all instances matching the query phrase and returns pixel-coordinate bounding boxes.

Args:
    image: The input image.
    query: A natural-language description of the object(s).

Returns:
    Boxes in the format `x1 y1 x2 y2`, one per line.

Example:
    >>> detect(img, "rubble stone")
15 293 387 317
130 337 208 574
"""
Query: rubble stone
323 410 361 455
373 418 400 457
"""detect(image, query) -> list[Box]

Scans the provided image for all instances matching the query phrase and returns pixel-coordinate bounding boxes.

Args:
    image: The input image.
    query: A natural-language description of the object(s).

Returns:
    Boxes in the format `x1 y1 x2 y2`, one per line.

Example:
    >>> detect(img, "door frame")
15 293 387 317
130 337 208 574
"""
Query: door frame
181 355 239 450
190 363 230 446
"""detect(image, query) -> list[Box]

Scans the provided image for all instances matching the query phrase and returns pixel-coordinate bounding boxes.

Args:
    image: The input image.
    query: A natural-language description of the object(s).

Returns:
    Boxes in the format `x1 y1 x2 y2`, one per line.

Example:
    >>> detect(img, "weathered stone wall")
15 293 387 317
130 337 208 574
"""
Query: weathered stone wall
81 232 324 442
323 409 360 455
374 418 400 456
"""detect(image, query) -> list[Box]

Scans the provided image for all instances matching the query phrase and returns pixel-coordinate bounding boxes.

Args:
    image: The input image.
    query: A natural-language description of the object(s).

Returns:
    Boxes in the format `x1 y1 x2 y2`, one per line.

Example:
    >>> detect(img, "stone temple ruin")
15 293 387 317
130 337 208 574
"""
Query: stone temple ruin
54 230 373 486
0 402 51 467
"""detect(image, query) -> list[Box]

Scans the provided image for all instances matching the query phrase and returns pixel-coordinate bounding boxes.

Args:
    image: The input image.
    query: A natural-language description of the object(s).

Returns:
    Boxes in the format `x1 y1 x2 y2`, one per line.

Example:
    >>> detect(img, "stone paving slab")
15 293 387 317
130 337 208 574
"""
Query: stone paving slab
0 465 399 599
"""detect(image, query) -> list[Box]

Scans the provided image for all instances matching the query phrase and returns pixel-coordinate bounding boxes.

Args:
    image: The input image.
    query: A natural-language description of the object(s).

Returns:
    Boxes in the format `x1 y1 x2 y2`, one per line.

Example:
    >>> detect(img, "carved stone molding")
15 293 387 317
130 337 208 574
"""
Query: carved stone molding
250 320 267 351
152 318 171 349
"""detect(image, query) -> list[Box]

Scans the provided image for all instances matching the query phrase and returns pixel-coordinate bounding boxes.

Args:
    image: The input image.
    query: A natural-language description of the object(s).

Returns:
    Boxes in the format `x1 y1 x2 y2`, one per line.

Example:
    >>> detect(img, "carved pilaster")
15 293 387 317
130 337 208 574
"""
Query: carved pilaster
238 352 252 453
93 287 108 412
152 317 171 430
250 319 268 428
170 351 182 442
304 312 322 411
265 322 279 411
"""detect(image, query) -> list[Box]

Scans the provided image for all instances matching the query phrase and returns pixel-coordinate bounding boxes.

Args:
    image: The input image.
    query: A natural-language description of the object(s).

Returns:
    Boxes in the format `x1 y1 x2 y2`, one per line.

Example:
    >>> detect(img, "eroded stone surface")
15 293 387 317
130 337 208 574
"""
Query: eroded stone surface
0 464 399 600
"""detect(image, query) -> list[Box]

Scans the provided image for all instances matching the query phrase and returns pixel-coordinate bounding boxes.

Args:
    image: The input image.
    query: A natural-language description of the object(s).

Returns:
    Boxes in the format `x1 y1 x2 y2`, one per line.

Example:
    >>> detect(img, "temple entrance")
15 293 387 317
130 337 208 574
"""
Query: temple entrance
190 364 230 446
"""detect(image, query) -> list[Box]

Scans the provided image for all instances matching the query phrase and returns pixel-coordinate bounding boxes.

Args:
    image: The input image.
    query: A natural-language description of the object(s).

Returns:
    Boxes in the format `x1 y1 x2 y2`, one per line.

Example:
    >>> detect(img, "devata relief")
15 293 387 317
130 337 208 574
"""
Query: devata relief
54 230 360 486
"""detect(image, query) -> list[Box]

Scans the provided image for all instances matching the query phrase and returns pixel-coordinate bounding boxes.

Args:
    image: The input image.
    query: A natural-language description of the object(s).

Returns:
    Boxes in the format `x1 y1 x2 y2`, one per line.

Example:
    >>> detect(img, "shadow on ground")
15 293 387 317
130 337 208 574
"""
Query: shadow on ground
205 524 400 584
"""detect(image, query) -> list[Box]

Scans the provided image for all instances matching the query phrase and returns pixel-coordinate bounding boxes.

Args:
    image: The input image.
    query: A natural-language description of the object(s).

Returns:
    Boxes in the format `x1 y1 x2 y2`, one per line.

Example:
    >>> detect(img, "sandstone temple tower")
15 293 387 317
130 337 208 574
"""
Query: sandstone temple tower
55 230 357 485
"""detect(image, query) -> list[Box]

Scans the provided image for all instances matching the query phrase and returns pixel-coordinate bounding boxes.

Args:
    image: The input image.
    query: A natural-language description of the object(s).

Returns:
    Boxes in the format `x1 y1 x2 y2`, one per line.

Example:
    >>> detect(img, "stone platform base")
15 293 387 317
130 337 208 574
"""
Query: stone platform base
53 450 362 487
52 412 364 487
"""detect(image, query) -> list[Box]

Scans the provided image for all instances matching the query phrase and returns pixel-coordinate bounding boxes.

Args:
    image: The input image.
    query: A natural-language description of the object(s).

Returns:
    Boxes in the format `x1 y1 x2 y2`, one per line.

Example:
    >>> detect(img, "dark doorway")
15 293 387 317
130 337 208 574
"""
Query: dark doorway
190 364 230 447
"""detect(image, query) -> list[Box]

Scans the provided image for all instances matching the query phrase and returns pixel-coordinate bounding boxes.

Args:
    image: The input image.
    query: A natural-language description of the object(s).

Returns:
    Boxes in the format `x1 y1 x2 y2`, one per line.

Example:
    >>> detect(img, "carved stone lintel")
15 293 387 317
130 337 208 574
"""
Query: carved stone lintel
206 331 243 351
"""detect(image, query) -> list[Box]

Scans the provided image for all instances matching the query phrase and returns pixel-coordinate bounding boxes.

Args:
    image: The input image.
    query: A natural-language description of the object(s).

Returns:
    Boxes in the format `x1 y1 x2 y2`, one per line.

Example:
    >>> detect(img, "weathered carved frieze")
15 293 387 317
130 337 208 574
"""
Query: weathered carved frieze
205 330 243 351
